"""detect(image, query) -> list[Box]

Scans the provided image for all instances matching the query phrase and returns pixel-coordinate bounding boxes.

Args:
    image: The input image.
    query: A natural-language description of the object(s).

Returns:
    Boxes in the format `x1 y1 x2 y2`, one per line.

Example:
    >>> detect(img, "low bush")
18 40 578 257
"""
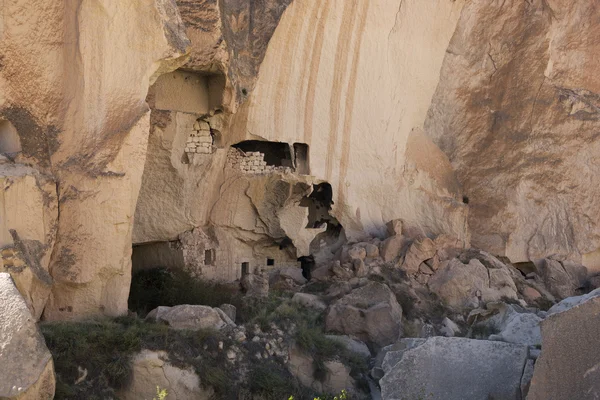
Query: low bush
41 316 237 399
128 268 241 317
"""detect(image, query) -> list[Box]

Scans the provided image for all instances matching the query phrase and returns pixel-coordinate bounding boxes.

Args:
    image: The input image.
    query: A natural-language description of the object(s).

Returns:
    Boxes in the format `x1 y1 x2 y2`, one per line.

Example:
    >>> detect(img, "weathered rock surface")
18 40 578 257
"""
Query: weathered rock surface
428 257 518 311
146 305 233 330
0 273 55 399
534 257 588 300
325 282 402 347
482 304 543 347
0 164 57 320
222 0 470 245
425 0 600 265
547 287 600 316
528 296 600 400
380 337 528 400
292 292 327 311
0 0 190 320
325 335 371 360
119 350 212 400
288 344 355 394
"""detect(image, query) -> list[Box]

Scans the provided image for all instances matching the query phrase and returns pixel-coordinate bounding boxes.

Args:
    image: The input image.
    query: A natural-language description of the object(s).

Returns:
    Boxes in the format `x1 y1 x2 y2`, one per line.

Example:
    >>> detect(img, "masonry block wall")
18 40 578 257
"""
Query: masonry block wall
226 147 293 175
185 120 213 154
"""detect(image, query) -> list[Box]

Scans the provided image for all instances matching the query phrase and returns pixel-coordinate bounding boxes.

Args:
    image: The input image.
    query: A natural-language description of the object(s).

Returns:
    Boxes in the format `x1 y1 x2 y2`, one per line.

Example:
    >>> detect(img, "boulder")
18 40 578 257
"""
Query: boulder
380 235 407 263
380 337 529 400
0 273 55 399
528 296 600 400
325 282 402 347
433 234 464 261
386 220 404 236
331 261 354 280
292 292 327 311
119 350 212 400
401 237 436 275
534 258 588 300
146 305 231 331
364 243 379 259
486 305 542 347
325 335 371 360
380 338 427 375
547 287 600 316
242 271 270 297
311 264 332 281
288 344 355 394
428 258 518 311
352 258 368 278
347 245 367 261
277 267 308 285
218 303 237 322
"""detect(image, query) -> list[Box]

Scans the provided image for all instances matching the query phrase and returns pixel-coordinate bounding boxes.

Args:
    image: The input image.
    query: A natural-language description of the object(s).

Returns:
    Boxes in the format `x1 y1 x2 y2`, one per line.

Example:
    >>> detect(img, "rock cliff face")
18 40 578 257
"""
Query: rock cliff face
426 0 600 265
0 0 599 320
0 0 189 320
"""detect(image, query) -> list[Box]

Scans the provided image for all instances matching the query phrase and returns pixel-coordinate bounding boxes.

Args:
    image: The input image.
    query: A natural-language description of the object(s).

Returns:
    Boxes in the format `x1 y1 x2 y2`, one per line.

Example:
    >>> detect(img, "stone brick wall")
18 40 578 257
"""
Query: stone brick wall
185 120 213 154
226 147 293 175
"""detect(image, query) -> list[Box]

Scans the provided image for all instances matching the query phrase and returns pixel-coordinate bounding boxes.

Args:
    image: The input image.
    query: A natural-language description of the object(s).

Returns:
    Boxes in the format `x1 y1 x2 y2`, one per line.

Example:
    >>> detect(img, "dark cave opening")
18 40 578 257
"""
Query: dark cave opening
232 140 293 167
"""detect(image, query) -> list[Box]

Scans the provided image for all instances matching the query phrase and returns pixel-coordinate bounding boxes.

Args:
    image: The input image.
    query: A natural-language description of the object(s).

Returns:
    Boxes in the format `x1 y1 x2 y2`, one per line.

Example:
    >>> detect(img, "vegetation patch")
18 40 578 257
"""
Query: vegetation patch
128 268 241 317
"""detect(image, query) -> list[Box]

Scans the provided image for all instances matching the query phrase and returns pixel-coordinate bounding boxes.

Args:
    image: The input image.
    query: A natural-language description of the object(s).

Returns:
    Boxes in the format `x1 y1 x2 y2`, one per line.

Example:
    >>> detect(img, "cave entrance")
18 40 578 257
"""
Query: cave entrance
300 182 334 229
293 143 310 175
0 120 21 156
152 70 226 115
299 182 346 262
204 249 216 266
232 140 293 168
241 262 250 276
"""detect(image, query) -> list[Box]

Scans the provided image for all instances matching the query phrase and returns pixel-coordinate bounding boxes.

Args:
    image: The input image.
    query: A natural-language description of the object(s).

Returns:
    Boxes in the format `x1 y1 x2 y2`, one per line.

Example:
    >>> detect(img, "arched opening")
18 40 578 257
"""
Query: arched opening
0 120 21 155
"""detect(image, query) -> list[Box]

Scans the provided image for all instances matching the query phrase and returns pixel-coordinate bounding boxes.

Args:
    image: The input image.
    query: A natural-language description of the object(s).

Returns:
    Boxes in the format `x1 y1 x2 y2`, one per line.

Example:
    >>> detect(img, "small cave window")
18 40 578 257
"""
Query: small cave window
204 249 215 266
241 262 250 276
0 120 21 155
300 182 334 228
293 143 310 175
462 196 469 204
232 140 293 168
211 129 223 148
267 258 275 266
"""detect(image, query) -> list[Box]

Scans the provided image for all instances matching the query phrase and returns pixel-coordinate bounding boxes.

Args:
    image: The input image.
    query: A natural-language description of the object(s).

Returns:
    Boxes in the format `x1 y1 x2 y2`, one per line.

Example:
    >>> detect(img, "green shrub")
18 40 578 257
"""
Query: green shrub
42 316 236 399
128 268 241 317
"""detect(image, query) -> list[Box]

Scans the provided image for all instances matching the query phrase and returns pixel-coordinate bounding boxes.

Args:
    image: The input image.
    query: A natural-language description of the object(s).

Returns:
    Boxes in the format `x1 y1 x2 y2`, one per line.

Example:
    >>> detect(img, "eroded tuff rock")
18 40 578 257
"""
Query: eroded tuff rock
0 0 190 320
146 304 235 330
325 281 402 347
0 273 55 399
380 337 529 400
528 296 600 400
119 350 213 400
425 0 600 265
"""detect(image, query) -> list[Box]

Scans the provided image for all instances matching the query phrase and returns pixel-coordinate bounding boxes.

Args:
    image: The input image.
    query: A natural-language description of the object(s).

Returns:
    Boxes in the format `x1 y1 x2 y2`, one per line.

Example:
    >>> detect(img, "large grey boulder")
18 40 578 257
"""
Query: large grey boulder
325 282 402 347
292 292 327 311
428 258 518 311
0 273 55 400
325 335 371 359
546 287 600 316
146 304 234 330
528 296 600 400
533 258 588 300
476 303 542 347
380 337 528 400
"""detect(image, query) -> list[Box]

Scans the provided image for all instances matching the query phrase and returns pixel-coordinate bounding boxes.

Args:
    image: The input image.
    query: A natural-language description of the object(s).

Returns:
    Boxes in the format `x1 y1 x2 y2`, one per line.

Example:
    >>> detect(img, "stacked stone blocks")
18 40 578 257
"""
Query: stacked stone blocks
185 120 213 154
226 148 293 175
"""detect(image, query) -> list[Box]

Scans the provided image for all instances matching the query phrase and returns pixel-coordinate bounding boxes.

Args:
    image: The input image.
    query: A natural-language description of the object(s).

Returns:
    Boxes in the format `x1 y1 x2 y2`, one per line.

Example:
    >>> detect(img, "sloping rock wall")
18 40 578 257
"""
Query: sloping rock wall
425 0 600 265
0 0 190 320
